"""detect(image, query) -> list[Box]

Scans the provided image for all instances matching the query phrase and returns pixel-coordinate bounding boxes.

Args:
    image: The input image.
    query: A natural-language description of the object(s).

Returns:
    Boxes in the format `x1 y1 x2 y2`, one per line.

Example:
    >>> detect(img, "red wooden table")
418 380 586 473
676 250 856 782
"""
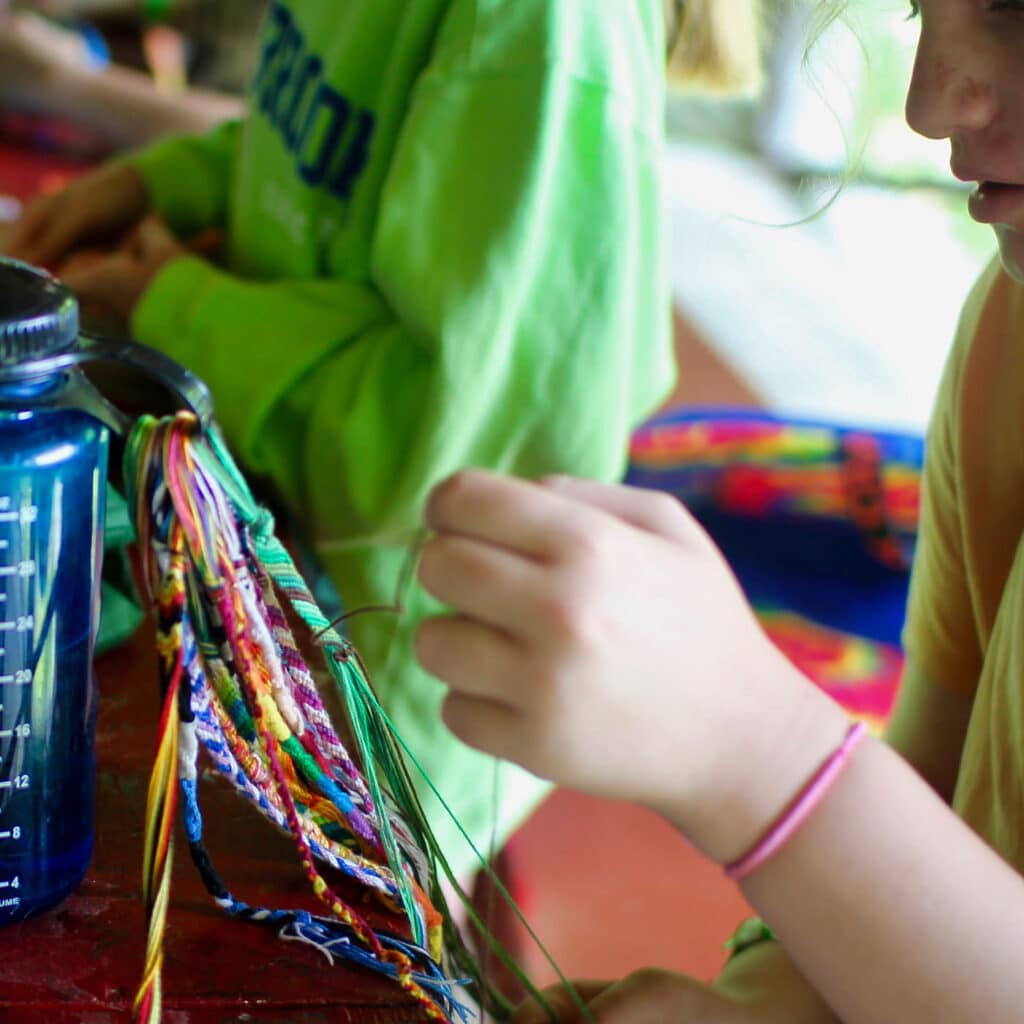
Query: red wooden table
0 616 437 1023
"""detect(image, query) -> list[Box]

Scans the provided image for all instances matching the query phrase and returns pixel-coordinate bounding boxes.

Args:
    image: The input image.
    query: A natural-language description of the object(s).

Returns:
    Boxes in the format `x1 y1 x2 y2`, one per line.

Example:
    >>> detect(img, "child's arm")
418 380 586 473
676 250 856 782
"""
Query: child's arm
31 57 243 150
883 267 985 800
512 953 839 1024
5 119 239 269
3 161 149 271
883 660 974 801
737 725 1021 1024
508 944 841 1024
108 47 670 546
414 469 1024 1024
675 665 974 1024
0 11 242 152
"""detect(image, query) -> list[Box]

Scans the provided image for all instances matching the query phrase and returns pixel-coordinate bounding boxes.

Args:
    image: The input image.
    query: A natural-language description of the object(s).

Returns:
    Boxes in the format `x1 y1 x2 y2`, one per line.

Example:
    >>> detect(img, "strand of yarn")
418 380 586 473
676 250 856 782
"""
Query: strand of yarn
132 527 187 1024
125 414 457 1022
197 425 435 947
167 418 441 1000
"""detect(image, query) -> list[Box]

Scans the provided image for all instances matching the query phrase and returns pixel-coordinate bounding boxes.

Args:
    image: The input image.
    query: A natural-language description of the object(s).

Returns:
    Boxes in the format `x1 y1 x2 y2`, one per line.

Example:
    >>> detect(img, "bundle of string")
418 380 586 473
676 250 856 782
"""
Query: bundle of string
123 411 504 1023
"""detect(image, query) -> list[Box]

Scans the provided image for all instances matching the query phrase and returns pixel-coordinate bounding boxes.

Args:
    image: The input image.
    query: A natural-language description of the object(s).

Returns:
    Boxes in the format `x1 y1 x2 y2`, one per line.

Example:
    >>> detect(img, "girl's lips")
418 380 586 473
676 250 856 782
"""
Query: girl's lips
968 181 1024 226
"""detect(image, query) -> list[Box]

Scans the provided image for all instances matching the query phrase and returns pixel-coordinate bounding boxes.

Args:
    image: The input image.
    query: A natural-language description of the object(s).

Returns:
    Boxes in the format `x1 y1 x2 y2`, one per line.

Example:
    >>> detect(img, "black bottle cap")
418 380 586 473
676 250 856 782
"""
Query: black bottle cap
0 258 79 368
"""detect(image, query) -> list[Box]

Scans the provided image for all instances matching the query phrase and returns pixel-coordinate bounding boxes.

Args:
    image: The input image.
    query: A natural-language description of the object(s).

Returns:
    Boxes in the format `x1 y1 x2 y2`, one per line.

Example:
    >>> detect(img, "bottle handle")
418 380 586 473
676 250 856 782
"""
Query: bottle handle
1 334 214 437
79 333 214 433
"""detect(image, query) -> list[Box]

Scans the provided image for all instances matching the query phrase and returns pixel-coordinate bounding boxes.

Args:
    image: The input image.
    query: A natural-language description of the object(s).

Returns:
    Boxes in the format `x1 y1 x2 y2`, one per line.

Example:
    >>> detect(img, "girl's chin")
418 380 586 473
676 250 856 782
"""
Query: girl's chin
995 226 1024 284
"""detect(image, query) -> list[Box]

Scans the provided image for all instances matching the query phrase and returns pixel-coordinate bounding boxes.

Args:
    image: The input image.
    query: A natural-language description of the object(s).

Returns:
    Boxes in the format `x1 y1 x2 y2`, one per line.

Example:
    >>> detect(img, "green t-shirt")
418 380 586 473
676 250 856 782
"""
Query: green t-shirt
126 0 674 875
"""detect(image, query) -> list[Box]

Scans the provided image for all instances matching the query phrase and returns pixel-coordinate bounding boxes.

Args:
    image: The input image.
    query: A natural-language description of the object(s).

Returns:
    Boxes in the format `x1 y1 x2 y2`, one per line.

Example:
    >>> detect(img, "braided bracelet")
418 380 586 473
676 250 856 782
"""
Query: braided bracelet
725 721 868 881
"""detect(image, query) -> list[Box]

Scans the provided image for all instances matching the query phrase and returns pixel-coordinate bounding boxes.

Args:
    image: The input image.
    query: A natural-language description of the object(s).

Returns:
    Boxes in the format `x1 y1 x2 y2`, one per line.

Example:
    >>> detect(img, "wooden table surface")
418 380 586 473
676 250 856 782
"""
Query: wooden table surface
0 613 438 1023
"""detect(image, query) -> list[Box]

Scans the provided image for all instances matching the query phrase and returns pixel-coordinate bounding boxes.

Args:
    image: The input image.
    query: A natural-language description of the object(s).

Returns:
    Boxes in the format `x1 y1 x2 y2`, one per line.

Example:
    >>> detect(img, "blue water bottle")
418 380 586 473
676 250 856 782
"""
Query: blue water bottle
0 259 212 926
0 260 107 923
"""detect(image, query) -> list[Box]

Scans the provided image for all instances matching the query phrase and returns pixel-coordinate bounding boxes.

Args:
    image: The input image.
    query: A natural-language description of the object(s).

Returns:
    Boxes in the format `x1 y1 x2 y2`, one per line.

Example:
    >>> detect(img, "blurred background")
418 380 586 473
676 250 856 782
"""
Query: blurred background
665 0 991 431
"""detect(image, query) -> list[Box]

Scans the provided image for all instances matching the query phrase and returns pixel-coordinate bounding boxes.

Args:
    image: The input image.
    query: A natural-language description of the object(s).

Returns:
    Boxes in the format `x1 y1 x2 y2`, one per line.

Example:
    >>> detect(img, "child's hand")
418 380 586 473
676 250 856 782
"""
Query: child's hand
57 214 187 332
415 470 848 863
4 160 149 271
511 964 835 1024
511 941 841 1023
512 972 751 1024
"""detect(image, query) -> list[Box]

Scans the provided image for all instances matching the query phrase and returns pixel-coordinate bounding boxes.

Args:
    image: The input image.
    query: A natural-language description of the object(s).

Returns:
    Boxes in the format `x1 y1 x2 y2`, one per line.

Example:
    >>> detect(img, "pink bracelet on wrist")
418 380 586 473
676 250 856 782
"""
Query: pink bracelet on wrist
724 720 868 882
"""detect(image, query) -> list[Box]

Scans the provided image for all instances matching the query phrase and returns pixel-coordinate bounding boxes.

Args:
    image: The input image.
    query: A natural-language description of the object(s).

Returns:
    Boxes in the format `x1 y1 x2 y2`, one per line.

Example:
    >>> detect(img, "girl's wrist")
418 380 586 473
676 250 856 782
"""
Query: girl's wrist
677 653 852 866
724 720 868 880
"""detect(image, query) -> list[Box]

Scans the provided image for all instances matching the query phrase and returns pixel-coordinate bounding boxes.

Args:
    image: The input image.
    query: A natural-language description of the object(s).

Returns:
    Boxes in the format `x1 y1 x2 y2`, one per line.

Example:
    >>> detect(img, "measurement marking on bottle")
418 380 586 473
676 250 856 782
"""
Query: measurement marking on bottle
0 560 35 578
0 670 31 685
0 829 20 840
0 506 36 525
0 616 32 631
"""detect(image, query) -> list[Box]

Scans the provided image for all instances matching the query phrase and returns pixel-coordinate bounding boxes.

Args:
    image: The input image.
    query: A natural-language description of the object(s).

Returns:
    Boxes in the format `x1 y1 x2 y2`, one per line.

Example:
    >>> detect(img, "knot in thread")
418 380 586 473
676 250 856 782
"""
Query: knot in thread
251 507 276 541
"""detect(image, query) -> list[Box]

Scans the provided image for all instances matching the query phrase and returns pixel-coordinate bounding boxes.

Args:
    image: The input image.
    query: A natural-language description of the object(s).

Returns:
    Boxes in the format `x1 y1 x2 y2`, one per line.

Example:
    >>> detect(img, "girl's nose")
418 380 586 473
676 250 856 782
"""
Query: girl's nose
905 27 997 141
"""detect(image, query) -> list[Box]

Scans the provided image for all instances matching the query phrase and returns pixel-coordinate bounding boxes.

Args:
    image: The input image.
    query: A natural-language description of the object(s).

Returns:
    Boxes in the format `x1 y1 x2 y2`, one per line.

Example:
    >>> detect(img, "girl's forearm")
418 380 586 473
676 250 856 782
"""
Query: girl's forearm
740 736 1024 1023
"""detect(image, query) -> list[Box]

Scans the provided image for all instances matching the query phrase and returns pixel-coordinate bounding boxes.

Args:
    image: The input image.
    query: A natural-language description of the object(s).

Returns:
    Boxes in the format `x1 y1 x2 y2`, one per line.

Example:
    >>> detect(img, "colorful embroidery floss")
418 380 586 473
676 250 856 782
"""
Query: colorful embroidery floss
123 411 484 1023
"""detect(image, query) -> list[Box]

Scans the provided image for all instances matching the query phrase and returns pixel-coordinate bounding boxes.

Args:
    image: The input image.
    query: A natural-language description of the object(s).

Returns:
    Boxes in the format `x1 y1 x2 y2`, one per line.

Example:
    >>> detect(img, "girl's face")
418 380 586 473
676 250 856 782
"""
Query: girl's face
905 0 1024 280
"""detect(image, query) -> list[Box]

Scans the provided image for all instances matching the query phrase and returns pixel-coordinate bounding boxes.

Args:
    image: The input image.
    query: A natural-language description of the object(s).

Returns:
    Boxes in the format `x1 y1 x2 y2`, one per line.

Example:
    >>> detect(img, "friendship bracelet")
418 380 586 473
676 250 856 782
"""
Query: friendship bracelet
724 721 868 881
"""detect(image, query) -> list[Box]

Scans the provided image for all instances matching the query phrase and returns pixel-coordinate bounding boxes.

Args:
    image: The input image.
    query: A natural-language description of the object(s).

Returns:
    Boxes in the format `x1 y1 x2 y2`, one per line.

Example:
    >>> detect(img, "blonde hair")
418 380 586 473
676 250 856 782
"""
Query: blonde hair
666 0 765 95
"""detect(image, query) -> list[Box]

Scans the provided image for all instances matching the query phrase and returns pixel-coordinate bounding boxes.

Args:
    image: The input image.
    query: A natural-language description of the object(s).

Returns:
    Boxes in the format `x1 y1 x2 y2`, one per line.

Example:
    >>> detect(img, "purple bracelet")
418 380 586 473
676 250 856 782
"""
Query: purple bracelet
724 721 869 882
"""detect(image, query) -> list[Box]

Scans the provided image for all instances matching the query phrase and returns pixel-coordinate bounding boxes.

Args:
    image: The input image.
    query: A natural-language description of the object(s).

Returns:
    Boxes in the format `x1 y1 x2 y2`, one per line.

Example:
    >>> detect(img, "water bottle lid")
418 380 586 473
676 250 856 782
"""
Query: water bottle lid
0 258 79 368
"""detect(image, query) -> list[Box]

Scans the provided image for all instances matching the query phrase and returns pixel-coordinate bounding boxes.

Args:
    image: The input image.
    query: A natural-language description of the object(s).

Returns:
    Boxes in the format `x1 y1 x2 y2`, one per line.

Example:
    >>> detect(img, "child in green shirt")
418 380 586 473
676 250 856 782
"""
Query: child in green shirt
5 0 752 884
